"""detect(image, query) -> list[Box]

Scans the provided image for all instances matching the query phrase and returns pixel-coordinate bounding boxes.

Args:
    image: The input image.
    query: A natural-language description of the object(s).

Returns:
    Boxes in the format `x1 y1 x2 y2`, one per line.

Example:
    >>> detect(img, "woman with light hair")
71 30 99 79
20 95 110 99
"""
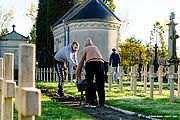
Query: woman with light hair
76 38 105 108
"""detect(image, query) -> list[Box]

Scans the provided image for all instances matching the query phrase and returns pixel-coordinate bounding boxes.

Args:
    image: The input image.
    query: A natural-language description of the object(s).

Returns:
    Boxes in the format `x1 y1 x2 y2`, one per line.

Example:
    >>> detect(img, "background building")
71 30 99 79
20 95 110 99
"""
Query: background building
0 25 29 79
51 0 121 61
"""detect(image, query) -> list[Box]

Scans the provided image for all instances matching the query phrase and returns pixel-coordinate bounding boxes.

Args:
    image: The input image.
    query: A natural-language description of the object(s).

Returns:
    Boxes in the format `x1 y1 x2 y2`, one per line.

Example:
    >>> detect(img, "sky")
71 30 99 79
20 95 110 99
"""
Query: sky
114 0 180 55
1 0 180 54
0 0 38 36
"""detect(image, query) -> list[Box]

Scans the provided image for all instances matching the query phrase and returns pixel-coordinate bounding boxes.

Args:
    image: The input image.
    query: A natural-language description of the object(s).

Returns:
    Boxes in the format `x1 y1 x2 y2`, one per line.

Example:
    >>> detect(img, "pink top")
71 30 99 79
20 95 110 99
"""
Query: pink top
76 39 104 77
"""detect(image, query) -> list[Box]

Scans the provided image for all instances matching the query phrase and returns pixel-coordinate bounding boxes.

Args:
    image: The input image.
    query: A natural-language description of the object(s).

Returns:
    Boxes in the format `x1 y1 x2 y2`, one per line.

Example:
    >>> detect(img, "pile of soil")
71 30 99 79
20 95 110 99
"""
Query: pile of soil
40 88 154 120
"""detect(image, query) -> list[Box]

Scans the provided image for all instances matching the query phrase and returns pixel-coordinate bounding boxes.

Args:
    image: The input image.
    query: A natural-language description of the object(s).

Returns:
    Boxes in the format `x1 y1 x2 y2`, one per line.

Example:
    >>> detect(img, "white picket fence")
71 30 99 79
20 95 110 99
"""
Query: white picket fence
36 67 57 82
0 44 41 120
35 67 77 82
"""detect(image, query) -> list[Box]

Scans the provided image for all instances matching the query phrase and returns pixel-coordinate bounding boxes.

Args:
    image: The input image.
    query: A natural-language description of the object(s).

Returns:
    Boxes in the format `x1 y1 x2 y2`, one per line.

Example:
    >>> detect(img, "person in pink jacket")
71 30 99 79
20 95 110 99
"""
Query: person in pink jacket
76 38 105 108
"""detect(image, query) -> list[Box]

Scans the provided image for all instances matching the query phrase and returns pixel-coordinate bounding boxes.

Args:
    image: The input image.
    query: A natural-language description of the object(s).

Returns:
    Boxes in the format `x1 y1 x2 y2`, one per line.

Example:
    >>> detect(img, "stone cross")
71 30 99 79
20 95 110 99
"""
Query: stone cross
149 65 154 100
12 24 16 31
119 66 123 93
158 65 163 96
132 66 137 96
170 12 175 21
130 66 133 91
0 58 3 78
143 65 147 93
15 44 41 120
2 53 16 120
167 12 176 59
169 65 175 102
0 58 3 120
108 67 112 92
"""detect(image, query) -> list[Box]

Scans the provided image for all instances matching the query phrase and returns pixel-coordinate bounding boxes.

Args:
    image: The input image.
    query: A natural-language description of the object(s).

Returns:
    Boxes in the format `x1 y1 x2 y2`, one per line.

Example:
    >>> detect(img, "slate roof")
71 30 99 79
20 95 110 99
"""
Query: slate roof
52 0 121 28
0 30 29 41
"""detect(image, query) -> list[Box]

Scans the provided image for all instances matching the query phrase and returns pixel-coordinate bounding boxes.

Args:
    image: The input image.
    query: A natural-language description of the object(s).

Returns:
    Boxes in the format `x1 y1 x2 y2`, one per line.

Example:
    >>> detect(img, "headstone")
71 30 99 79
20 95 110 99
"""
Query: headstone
178 65 180 98
2 53 16 120
119 66 123 93
15 44 41 120
149 65 154 99
143 65 147 93
158 65 163 96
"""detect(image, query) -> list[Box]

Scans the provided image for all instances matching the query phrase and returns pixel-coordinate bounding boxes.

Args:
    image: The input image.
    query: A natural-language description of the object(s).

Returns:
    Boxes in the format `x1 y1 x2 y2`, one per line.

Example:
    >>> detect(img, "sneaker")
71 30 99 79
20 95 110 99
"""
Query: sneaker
85 104 96 108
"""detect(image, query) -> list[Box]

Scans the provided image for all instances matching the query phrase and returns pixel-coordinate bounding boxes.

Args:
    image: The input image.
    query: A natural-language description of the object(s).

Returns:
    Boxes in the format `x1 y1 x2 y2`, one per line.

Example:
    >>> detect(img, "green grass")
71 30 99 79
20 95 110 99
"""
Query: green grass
36 81 180 119
14 94 95 120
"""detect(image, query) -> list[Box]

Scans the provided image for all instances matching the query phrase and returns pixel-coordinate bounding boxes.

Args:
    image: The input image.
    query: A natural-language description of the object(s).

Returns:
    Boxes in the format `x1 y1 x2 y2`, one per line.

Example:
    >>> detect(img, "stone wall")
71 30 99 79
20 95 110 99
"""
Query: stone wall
53 21 120 61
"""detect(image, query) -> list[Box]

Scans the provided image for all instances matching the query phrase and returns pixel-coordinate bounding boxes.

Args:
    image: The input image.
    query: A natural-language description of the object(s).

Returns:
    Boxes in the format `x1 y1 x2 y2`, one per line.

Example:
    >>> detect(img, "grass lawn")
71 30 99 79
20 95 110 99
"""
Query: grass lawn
13 94 95 120
36 81 180 119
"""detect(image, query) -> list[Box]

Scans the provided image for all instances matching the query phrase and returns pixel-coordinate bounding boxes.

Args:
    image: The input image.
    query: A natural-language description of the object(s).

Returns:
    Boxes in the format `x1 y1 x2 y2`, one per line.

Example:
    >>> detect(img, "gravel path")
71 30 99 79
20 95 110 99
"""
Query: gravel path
41 89 155 120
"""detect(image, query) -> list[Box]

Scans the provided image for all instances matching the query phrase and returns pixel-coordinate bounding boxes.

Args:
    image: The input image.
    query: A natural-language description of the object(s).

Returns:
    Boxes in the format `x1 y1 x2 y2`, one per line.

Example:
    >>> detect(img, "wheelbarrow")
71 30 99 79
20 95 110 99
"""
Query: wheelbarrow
76 79 97 105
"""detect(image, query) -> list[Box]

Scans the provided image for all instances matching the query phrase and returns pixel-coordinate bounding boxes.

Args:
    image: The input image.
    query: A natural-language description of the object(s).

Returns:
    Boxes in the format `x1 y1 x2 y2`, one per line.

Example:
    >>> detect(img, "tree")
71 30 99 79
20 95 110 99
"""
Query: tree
74 0 115 12
0 7 14 36
148 21 168 65
26 3 37 22
36 0 74 67
119 12 130 38
102 0 115 12
26 2 37 44
36 0 48 67
119 36 147 71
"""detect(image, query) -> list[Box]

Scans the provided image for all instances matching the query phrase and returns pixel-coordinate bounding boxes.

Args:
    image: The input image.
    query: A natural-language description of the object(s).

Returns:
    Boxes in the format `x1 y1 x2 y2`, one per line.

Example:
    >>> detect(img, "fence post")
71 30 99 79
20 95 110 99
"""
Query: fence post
158 65 163 96
43 68 46 81
149 65 154 100
143 65 147 93
178 65 180 98
140 69 143 82
15 44 41 120
119 66 123 93
0 58 3 120
49 68 52 82
40 68 42 81
2 53 16 120
47 68 49 82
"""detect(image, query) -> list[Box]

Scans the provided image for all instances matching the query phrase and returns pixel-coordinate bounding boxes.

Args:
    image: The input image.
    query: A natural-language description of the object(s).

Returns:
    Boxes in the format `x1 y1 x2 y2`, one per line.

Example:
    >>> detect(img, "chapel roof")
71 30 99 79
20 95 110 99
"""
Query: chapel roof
52 0 121 28
0 25 29 41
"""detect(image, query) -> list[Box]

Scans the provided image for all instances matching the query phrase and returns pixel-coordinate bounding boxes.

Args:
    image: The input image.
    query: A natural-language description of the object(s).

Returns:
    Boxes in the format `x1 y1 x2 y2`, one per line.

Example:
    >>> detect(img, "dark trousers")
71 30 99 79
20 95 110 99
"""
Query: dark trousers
54 60 64 96
85 61 105 106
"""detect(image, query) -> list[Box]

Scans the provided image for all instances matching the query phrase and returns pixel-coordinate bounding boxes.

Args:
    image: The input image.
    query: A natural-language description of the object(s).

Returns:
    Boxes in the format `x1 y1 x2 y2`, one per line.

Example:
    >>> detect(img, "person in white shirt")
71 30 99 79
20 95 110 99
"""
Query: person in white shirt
54 41 79 97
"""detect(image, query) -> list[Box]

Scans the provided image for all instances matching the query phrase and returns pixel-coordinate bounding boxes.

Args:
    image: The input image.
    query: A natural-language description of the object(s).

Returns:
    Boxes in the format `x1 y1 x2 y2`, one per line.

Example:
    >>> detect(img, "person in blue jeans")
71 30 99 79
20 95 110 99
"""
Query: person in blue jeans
109 48 120 83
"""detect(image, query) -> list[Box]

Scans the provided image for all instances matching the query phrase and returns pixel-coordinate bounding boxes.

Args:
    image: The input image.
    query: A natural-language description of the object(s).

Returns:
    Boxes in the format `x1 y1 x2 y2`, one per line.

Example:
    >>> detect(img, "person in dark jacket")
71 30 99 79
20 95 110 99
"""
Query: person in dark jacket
109 48 120 83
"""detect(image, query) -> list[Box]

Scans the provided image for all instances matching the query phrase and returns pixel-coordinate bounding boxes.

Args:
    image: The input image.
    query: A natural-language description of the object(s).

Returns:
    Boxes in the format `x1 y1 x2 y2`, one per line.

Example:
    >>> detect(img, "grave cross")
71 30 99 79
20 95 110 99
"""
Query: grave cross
12 24 16 31
15 44 41 120
2 53 16 120
170 12 175 21
0 58 3 120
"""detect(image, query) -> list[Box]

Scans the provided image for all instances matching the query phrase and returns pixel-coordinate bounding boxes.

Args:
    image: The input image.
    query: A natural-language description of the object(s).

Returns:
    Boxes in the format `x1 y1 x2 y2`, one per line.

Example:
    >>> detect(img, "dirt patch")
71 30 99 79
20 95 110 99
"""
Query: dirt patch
40 88 153 120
